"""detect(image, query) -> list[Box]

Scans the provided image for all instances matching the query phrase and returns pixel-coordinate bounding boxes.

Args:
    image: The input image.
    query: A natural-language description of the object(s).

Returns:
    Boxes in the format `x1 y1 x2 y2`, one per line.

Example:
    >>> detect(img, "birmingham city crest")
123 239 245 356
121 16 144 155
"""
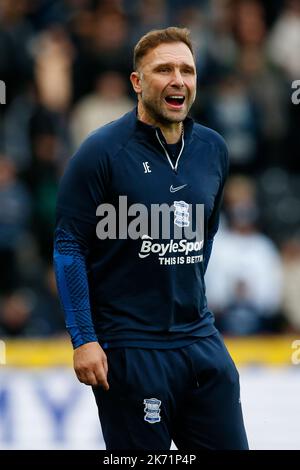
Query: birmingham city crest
143 398 161 424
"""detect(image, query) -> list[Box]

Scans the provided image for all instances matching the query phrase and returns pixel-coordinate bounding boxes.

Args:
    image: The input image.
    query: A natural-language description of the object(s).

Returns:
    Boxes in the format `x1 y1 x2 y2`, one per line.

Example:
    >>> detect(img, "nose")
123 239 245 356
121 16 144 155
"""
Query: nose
171 69 184 87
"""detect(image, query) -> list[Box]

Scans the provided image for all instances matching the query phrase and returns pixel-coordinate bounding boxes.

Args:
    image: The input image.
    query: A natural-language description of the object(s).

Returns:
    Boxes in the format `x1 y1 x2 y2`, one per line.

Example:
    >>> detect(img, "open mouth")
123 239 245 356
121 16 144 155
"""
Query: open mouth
164 95 185 108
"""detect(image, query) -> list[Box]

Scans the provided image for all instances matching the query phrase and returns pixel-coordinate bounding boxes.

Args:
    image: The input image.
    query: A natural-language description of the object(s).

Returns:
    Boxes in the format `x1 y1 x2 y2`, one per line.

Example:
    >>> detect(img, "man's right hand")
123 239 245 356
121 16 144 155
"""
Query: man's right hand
73 342 109 390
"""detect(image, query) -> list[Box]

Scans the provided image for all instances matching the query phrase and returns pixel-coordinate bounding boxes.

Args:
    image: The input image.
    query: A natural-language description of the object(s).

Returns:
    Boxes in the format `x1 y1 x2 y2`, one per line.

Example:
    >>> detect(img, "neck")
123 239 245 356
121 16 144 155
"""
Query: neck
137 102 183 144
160 122 183 144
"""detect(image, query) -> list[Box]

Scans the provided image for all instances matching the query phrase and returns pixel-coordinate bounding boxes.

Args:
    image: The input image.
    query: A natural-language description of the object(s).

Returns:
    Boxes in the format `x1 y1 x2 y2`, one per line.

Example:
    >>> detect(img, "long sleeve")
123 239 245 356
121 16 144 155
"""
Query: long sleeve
53 227 98 349
203 142 229 273
53 130 110 348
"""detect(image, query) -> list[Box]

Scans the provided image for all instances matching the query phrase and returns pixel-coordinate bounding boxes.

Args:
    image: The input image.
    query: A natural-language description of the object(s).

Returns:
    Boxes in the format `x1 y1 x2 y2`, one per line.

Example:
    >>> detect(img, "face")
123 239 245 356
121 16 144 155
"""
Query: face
131 42 197 125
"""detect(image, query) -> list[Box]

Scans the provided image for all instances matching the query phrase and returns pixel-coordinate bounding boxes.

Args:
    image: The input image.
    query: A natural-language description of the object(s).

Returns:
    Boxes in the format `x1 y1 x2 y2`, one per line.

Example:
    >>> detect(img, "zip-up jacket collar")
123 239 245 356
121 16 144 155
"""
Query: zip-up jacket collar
133 107 195 146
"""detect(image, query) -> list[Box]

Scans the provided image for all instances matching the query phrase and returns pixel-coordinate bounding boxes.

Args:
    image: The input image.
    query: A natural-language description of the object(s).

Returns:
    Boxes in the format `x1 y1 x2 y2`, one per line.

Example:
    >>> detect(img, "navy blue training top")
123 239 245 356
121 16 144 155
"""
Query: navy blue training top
54 108 229 349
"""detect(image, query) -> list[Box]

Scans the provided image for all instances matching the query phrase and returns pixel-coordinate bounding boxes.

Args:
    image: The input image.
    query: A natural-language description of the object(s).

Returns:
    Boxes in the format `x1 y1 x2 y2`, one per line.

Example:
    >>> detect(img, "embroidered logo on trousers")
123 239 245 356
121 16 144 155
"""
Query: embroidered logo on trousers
143 398 161 423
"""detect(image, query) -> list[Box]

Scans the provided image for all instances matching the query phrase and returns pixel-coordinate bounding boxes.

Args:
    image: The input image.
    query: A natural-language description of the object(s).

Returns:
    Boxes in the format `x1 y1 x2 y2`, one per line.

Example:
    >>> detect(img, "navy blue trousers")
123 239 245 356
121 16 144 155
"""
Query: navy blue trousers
92 332 249 450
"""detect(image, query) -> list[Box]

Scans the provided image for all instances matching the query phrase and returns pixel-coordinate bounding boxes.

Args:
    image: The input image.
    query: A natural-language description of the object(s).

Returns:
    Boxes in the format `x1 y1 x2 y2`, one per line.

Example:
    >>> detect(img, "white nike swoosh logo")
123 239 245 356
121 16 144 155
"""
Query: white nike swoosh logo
170 184 187 193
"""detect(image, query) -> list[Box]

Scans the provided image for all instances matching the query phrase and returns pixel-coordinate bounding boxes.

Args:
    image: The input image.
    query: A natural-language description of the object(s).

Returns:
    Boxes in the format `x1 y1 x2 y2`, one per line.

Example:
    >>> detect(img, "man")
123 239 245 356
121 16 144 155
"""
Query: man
54 27 248 450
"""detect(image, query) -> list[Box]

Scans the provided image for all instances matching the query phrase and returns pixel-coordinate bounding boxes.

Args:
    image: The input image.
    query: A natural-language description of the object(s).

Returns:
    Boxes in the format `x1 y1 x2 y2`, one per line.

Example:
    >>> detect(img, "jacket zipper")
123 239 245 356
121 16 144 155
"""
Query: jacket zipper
155 129 185 173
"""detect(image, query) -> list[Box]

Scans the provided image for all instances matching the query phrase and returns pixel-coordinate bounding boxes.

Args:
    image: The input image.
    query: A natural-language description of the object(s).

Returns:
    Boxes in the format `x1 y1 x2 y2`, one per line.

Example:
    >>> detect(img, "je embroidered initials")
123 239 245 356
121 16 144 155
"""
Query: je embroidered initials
143 162 151 173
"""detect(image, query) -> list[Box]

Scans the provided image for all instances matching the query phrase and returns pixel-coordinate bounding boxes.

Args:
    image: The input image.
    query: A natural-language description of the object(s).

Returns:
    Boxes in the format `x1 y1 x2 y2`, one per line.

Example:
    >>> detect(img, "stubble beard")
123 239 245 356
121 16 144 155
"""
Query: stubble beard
141 93 191 126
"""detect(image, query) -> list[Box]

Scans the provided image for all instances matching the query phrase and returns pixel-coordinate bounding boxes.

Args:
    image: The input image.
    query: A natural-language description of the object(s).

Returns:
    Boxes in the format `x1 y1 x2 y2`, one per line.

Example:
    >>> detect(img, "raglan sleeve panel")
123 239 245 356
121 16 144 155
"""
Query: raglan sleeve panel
53 132 110 349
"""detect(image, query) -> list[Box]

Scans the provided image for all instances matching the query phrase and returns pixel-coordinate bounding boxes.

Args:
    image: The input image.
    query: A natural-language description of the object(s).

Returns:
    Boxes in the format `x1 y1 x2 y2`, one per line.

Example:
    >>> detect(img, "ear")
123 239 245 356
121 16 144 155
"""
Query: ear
130 71 142 94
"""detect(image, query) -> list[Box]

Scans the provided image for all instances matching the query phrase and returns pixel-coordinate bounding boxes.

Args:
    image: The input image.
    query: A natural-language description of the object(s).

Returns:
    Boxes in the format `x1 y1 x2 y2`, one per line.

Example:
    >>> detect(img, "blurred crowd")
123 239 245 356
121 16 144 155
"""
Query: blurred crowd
0 0 300 338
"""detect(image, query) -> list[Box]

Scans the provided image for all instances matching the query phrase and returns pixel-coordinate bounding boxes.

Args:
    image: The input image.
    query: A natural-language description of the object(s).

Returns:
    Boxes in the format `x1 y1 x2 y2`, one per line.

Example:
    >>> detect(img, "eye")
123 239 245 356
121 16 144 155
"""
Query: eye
182 68 194 75
158 67 171 73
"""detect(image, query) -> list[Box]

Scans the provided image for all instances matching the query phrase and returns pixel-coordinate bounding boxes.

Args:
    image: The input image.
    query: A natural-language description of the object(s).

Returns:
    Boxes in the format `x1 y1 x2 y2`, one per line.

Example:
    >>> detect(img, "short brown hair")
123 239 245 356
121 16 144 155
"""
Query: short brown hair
133 27 194 71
